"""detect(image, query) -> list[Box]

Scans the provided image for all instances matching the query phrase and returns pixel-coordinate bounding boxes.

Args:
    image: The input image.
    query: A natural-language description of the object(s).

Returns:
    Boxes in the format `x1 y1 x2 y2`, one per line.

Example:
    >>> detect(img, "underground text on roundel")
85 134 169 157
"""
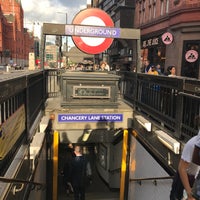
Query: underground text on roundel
65 25 120 38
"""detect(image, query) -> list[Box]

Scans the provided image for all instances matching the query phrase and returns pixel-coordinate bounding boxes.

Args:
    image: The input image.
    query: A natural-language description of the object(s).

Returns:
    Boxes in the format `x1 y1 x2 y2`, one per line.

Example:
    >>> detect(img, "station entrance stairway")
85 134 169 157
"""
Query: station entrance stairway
57 143 119 200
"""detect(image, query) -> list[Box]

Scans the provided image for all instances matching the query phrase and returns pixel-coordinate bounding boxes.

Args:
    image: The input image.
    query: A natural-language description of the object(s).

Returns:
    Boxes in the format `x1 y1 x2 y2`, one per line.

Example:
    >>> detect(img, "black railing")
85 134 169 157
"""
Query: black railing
45 69 200 141
118 71 200 141
1 69 198 144
45 69 63 97
27 71 46 132
0 68 199 199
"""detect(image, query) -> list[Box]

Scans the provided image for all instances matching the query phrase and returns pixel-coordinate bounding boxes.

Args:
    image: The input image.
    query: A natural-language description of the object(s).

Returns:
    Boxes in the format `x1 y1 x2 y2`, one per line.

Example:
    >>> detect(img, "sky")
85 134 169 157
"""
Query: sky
21 0 88 26
21 0 89 45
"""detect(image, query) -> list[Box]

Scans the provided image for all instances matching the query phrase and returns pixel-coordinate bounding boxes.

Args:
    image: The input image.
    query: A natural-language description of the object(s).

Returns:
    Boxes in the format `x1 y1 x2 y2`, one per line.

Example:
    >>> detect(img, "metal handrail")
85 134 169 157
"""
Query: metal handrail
0 176 45 191
129 176 174 185
109 167 121 174
130 176 174 181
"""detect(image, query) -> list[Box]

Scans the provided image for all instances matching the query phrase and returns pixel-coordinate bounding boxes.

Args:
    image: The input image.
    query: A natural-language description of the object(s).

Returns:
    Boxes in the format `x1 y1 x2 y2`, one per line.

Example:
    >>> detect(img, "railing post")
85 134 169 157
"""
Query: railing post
174 80 184 138
120 129 128 200
52 131 59 200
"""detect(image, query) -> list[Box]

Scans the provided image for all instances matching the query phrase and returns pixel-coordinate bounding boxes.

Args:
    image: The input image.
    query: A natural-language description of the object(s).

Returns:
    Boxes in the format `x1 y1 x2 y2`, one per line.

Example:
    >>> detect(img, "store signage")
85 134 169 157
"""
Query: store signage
71 8 115 54
185 50 198 63
58 114 123 122
142 37 159 48
162 32 173 45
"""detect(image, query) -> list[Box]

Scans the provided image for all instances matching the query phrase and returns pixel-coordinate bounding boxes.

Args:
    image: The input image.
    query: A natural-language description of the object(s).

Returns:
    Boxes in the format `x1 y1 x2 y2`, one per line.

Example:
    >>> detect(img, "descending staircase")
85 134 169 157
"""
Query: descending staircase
58 144 119 200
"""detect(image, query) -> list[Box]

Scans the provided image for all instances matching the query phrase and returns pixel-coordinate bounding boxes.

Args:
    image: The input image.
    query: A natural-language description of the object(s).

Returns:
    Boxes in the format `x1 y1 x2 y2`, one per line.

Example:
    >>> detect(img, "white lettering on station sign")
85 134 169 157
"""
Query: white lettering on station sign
58 114 123 122
65 25 120 38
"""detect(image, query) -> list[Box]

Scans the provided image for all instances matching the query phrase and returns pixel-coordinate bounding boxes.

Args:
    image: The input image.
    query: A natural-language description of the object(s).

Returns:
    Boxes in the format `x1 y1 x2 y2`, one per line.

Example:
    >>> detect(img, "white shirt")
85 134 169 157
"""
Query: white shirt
181 131 200 176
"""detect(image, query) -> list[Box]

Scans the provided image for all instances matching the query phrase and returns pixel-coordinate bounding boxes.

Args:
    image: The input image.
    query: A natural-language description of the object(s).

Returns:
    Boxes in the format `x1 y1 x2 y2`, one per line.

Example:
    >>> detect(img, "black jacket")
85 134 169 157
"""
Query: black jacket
70 155 87 187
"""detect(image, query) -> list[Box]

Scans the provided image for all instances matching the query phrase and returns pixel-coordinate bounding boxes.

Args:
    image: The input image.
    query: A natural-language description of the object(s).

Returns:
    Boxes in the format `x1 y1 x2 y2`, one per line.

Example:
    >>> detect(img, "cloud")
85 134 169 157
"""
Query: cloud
21 0 87 46
21 0 87 26
59 0 87 8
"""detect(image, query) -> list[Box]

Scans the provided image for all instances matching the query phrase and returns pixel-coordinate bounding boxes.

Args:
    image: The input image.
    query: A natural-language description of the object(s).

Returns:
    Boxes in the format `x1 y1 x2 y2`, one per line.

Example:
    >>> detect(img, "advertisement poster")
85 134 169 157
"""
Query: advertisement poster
0 105 25 160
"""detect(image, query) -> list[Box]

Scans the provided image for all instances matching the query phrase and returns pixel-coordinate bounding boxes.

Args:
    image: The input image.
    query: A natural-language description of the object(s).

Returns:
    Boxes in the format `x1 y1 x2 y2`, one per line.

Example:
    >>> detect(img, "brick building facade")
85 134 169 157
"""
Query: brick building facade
92 0 136 71
135 0 200 78
0 0 34 67
92 0 200 78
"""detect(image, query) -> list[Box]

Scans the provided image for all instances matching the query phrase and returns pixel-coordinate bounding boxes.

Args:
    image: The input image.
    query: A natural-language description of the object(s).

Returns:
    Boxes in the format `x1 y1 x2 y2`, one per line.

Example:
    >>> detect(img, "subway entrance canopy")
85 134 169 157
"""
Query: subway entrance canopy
41 8 141 67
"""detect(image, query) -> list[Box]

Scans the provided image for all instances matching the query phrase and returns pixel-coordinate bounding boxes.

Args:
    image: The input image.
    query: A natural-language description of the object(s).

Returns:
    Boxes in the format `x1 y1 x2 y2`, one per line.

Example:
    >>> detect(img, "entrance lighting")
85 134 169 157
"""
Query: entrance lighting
135 115 151 132
155 130 180 154
82 129 92 142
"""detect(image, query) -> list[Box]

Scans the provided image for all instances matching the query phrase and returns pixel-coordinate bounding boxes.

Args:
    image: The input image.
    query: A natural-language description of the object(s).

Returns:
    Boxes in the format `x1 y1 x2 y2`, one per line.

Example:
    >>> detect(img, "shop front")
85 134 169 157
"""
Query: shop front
141 34 167 74
181 40 200 79
141 30 200 79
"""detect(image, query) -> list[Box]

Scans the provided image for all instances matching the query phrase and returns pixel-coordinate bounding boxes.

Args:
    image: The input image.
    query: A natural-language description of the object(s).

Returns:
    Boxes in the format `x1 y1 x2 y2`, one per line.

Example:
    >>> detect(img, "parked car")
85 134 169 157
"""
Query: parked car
0 65 5 71
14 65 24 70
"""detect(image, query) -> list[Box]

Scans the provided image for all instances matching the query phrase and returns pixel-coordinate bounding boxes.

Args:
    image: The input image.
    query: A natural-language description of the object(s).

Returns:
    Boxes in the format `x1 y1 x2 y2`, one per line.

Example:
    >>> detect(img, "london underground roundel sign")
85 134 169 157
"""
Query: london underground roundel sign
72 8 114 54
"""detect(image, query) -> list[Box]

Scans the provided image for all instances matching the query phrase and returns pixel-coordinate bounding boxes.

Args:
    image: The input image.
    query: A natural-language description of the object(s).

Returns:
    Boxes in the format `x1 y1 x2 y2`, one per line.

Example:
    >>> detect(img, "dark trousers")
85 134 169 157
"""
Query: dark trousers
73 185 85 200
170 172 184 200
170 172 195 200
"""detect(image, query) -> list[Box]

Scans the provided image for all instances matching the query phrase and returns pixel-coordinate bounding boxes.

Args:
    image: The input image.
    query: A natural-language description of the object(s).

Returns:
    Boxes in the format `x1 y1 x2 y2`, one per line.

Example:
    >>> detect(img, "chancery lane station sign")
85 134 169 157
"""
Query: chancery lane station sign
42 8 141 55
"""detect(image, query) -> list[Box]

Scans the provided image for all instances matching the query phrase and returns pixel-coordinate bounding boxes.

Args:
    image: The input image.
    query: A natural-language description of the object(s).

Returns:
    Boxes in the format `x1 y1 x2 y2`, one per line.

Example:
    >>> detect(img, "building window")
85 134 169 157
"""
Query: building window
166 0 169 13
143 10 146 23
139 11 142 24
46 54 53 61
160 0 164 16
149 5 152 20
139 2 142 24
140 1 143 11
153 3 156 18
174 0 180 5
142 0 146 23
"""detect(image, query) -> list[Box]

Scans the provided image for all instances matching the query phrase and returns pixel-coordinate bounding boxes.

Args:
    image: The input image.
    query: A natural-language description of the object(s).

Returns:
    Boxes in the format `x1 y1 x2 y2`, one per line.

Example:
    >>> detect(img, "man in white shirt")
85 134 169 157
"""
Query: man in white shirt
179 132 200 199
170 116 200 200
